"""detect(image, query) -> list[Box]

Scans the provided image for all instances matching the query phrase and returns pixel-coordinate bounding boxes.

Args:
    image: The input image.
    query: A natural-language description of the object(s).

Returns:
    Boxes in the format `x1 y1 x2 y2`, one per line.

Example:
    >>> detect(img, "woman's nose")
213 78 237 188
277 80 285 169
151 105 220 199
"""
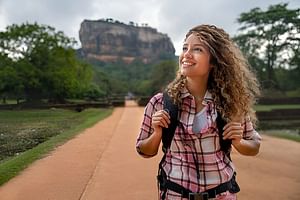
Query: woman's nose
184 50 192 58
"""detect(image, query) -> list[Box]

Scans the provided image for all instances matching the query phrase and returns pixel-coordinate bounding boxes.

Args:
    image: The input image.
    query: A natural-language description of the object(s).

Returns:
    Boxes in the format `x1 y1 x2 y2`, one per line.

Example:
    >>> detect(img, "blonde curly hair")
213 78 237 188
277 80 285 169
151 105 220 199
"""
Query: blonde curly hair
166 24 260 125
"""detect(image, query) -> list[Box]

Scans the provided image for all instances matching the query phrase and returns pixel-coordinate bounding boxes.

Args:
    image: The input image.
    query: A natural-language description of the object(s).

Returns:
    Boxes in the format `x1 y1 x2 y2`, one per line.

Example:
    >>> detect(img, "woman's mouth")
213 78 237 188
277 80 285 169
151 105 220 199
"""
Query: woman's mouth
182 61 195 68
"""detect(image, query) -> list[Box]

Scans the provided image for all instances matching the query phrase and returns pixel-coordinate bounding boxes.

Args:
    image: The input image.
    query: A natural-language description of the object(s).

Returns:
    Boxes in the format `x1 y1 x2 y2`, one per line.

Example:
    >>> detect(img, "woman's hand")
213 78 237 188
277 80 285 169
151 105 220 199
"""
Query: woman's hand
222 122 243 143
136 110 171 157
223 121 261 156
151 110 171 132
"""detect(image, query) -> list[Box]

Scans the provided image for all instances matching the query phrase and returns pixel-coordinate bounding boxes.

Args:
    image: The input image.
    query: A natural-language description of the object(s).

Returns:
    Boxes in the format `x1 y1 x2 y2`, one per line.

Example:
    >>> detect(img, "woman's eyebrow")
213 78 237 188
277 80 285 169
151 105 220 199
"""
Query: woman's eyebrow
193 43 204 47
183 43 203 46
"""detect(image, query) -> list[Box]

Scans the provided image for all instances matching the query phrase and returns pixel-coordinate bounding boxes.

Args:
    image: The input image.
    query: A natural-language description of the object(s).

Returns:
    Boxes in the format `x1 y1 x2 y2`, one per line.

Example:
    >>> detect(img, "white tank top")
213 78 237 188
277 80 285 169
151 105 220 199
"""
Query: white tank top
192 107 207 134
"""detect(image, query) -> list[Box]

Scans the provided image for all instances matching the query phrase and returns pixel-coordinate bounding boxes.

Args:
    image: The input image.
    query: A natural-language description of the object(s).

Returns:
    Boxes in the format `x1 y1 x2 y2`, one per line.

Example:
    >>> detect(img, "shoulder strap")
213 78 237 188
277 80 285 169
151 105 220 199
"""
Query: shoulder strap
216 112 232 160
162 92 179 153
158 92 179 199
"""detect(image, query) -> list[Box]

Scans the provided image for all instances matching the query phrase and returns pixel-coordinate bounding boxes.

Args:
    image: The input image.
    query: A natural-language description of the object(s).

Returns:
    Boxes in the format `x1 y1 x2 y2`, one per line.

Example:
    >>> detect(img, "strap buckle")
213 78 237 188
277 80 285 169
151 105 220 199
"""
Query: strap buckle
188 192 209 200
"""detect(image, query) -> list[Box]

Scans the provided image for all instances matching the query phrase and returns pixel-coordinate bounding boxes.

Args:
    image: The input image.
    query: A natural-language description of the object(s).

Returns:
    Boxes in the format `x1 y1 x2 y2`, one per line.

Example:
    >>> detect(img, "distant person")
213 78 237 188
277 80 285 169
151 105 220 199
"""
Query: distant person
136 24 262 200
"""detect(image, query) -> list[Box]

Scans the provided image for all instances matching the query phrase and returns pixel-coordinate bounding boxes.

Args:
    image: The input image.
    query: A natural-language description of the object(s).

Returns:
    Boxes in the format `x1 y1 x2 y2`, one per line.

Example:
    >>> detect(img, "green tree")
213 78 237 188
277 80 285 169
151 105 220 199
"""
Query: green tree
233 3 300 90
0 22 92 102
0 65 23 103
83 83 106 101
148 60 177 95
92 69 111 97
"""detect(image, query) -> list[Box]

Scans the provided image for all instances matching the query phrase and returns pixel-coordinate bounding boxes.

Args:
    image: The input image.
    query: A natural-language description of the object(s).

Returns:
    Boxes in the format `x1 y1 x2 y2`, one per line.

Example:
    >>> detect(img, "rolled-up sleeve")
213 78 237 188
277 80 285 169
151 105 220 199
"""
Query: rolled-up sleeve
136 93 163 156
242 116 261 141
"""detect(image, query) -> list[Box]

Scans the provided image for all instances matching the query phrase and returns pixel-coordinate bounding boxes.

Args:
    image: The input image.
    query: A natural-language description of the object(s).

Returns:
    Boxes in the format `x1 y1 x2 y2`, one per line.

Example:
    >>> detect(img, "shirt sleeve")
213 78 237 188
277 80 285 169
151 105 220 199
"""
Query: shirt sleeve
136 93 163 156
242 116 261 140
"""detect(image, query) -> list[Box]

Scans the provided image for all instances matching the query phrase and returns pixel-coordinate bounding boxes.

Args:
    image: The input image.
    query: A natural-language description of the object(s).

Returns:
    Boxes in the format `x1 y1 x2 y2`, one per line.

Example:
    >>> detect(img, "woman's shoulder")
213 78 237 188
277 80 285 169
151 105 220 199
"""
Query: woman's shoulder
148 92 163 105
144 93 164 112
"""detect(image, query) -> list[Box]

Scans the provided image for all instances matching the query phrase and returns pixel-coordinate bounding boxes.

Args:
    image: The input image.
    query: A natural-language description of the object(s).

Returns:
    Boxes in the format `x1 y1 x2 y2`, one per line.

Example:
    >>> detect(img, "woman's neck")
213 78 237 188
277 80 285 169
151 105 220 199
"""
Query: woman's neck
186 77 208 100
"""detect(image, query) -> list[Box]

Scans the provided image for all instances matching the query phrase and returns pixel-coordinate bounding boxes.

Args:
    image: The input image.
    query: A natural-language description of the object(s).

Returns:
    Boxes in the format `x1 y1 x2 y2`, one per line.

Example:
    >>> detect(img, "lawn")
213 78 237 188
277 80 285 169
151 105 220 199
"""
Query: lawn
254 104 300 111
0 108 112 185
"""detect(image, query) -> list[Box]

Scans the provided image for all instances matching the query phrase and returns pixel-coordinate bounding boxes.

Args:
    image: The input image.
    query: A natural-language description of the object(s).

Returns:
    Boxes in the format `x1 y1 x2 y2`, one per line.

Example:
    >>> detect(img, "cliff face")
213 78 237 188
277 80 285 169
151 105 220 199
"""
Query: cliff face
78 19 175 63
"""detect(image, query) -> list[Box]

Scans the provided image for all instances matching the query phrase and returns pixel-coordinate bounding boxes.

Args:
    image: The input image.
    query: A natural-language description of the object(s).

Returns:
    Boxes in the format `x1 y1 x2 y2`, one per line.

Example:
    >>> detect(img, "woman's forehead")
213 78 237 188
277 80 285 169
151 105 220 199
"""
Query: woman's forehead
184 34 201 43
184 34 205 45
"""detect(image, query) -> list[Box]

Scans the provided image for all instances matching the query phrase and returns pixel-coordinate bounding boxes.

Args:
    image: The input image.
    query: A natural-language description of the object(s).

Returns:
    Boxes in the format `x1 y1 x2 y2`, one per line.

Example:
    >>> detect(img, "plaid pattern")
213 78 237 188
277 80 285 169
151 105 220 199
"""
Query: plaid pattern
136 88 259 200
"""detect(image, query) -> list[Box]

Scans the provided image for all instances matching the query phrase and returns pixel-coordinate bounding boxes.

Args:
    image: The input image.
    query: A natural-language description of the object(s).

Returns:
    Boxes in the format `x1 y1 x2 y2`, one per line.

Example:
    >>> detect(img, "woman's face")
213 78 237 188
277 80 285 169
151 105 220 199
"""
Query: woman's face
179 34 212 79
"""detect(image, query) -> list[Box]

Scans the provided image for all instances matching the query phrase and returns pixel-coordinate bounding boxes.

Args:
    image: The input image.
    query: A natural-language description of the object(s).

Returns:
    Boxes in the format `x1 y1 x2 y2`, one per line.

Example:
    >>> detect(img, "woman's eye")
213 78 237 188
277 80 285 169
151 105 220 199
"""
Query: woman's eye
182 47 188 51
193 48 202 52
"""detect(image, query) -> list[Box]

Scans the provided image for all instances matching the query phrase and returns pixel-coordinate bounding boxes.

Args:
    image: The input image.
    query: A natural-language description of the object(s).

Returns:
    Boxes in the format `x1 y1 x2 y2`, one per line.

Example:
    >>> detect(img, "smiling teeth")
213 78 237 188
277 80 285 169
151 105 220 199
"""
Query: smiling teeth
183 62 193 65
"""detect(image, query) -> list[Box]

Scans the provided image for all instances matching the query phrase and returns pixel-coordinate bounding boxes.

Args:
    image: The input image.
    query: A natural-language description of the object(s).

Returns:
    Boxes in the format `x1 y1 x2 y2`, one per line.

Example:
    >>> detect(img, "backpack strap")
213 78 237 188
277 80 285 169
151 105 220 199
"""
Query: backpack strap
158 92 179 199
216 112 232 160
161 92 179 153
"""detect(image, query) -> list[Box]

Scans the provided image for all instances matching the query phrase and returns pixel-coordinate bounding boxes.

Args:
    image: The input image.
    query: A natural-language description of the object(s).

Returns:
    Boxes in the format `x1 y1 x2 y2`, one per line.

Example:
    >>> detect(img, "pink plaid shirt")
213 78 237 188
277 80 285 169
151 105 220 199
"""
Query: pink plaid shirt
136 88 259 199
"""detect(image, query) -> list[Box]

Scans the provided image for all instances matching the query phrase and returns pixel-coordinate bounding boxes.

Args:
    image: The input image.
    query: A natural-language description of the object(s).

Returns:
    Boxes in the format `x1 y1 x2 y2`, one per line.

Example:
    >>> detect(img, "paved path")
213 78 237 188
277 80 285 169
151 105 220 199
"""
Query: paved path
0 101 299 199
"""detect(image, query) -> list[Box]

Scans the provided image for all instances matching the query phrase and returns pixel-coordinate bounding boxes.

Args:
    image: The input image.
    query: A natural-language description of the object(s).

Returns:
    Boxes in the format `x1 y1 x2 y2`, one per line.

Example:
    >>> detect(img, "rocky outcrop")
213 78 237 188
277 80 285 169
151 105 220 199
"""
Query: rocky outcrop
78 19 175 63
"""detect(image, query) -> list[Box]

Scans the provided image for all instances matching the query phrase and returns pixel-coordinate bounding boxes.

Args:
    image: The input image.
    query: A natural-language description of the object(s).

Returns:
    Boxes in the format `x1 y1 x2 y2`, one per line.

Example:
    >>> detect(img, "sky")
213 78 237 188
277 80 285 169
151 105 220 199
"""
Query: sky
0 0 299 55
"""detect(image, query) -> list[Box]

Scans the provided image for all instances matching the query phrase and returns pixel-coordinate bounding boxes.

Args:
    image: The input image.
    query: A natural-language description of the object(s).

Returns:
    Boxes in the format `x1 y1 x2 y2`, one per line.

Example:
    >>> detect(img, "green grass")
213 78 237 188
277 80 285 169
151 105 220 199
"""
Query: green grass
258 119 300 130
260 130 300 142
0 108 112 186
254 104 300 111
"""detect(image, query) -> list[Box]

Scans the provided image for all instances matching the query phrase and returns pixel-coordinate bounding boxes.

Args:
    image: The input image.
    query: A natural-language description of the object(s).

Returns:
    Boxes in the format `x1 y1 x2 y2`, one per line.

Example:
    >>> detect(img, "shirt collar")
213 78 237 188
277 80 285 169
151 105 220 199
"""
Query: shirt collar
179 87 213 104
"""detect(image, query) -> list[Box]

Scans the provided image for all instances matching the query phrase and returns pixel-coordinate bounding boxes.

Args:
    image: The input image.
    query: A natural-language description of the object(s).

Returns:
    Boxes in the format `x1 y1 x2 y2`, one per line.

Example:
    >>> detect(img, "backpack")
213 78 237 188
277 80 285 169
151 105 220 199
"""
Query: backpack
157 92 240 200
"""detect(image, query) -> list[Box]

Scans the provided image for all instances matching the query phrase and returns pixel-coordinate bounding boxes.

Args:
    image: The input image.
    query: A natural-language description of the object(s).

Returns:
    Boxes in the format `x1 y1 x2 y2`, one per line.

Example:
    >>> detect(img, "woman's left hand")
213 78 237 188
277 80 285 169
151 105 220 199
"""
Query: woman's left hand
222 122 243 143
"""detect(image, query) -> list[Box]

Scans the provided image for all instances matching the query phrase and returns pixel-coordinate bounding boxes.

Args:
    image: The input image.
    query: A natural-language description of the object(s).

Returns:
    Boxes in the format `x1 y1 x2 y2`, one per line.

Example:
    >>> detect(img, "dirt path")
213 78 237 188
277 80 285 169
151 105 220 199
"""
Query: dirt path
0 101 299 200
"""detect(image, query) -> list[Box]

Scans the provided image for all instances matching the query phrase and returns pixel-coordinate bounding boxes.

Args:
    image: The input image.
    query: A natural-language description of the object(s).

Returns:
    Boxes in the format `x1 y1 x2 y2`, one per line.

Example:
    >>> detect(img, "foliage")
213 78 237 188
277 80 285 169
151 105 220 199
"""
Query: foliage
233 3 300 91
92 58 176 96
0 22 93 102
147 60 177 95
0 22 177 100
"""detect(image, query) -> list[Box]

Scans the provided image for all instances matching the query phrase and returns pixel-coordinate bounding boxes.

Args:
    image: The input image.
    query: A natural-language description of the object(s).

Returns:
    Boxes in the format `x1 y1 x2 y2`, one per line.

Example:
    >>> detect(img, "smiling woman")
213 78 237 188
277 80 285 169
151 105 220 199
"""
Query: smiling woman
136 24 261 200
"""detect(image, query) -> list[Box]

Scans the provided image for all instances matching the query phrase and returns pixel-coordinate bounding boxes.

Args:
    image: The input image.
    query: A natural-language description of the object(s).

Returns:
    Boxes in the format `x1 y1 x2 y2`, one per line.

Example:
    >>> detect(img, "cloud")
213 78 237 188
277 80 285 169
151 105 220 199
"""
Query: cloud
157 0 300 54
0 0 97 41
0 0 299 54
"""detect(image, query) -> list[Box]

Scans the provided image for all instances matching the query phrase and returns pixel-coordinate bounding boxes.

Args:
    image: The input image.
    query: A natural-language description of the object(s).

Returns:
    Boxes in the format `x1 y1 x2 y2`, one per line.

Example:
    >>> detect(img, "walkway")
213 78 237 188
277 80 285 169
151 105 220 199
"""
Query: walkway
0 101 299 199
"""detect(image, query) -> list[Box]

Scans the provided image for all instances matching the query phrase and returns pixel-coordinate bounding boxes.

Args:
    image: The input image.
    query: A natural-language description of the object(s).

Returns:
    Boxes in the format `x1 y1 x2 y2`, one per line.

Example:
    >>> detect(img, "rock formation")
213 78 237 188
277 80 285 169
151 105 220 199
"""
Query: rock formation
78 19 175 63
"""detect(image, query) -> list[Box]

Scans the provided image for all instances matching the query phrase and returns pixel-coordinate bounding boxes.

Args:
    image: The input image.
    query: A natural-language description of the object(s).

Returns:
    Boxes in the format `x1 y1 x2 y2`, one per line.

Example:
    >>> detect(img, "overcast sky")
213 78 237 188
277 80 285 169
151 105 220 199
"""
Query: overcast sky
0 0 299 55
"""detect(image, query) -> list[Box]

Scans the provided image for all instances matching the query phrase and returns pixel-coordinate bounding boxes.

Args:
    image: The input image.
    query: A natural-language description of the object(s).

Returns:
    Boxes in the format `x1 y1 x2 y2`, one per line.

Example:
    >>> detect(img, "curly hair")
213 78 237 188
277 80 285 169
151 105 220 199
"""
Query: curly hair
166 24 260 126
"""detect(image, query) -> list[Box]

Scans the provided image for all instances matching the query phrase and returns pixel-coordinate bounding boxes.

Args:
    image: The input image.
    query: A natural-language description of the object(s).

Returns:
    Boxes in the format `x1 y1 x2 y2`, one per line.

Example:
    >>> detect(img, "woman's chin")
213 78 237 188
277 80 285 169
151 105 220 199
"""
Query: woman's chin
181 69 191 76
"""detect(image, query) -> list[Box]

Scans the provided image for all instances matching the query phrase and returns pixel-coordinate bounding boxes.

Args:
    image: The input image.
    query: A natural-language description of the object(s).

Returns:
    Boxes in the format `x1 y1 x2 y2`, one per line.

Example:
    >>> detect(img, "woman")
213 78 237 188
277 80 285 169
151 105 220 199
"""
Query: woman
136 24 262 200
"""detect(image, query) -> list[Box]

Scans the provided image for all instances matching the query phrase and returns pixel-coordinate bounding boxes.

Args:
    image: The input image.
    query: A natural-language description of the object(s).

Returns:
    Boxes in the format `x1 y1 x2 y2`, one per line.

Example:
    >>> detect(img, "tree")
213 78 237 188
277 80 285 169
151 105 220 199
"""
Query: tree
92 69 111 97
233 3 300 90
0 65 22 103
148 60 177 95
0 22 92 102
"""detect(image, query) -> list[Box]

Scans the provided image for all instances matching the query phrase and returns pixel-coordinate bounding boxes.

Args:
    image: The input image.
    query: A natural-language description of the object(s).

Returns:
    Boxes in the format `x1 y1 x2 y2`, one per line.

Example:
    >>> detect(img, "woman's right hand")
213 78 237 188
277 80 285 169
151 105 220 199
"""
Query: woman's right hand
151 110 171 132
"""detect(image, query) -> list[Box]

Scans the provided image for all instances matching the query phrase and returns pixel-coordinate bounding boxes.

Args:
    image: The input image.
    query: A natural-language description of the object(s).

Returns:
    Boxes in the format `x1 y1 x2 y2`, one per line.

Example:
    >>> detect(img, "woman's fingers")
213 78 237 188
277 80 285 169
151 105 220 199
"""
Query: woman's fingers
153 116 169 128
223 122 243 140
152 110 171 128
223 122 241 131
223 130 243 140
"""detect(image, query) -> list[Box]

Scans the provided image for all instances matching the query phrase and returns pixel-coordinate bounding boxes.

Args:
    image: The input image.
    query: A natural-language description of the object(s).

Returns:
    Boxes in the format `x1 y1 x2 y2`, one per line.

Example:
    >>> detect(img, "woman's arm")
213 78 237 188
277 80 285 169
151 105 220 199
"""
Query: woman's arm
137 129 163 157
137 110 170 157
232 135 261 156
